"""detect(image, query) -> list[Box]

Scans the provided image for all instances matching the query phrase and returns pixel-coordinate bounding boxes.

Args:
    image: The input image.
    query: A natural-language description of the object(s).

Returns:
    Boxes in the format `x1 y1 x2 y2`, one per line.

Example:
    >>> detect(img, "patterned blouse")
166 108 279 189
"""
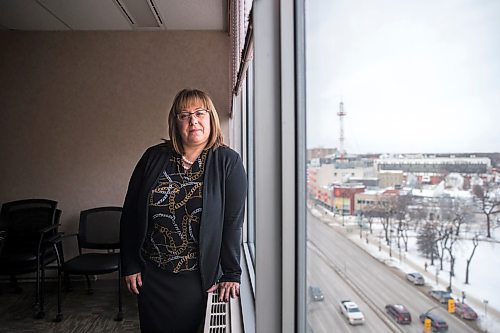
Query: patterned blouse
141 150 208 273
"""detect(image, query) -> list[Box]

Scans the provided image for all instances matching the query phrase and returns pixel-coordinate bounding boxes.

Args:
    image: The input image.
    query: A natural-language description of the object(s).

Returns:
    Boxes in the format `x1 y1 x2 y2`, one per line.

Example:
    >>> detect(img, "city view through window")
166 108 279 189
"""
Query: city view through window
305 1 500 332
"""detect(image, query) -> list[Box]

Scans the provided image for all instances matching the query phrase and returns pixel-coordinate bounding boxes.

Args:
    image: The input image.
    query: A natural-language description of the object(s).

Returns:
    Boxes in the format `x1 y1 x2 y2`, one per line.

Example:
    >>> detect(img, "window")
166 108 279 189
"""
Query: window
245 58 256 265
305 1 500 332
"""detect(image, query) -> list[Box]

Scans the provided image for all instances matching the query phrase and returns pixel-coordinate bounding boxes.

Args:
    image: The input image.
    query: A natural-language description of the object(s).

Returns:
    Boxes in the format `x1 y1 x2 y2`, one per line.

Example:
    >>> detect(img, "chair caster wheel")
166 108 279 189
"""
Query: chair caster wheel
55 314 63 322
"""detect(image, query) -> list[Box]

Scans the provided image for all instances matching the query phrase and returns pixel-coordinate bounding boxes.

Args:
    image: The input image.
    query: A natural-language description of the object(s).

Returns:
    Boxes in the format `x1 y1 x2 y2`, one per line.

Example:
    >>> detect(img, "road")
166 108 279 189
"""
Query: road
307 211 478 332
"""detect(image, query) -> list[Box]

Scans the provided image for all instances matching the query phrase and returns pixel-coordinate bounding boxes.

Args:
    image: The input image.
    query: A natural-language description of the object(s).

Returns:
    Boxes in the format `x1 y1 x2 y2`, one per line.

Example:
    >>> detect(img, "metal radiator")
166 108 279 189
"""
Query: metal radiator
204 292 231 333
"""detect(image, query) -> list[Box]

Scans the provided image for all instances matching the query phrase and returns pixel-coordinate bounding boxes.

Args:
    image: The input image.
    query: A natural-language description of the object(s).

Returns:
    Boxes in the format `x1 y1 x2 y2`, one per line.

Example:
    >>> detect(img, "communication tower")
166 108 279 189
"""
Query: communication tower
337 101 346 159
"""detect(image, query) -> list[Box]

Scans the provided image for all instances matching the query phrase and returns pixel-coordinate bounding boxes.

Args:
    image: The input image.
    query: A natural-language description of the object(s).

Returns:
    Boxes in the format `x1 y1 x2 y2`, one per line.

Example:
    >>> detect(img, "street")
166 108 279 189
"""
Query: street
307 211 478 332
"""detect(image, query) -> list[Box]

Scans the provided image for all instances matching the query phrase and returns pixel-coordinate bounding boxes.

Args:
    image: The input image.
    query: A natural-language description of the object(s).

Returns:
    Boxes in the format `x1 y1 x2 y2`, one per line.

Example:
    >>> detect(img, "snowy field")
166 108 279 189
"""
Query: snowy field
310 206 500 333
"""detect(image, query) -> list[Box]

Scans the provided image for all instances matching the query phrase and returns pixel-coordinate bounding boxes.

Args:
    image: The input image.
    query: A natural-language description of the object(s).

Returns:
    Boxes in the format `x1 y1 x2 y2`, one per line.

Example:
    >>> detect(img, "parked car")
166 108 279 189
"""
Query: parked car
429 290 452 304
406 272 425 285
419 312 448 332
385 304 412 324
309 286 324 301
455 301 478 320
339 300 365 325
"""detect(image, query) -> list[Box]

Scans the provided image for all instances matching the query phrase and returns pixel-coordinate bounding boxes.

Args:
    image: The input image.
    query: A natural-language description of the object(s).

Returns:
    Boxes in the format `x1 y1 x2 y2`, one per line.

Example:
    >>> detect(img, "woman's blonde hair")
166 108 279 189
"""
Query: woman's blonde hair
168 88 224 155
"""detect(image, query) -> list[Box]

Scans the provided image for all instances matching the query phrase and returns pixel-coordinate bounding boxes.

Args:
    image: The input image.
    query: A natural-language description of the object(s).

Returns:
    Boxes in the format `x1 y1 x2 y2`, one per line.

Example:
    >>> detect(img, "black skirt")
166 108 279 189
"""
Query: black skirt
137 261 206 333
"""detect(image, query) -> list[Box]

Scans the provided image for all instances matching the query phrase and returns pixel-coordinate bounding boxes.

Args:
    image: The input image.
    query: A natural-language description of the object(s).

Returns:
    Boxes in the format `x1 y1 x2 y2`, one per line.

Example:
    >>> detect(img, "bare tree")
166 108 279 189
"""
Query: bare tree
408 204 428 231
452 199 474 236
472 180 500 238
394 194 411 251
362 206 381 234
434 197 471 288
438 197 455 223
442 224 459 291
465 234 480 284
435 222 450 271
401 222 410 252
373 195 395 245
365 214 375 234
438 197 472 237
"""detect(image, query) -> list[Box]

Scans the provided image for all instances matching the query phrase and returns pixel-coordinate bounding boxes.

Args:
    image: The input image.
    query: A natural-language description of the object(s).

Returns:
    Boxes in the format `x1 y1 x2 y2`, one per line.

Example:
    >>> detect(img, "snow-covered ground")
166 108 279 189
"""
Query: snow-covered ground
310 206 500 333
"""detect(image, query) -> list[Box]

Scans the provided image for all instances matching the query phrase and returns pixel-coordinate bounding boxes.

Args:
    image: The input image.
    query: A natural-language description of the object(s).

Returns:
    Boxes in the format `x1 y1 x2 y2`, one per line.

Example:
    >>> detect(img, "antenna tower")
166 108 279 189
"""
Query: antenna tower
337 101 346 159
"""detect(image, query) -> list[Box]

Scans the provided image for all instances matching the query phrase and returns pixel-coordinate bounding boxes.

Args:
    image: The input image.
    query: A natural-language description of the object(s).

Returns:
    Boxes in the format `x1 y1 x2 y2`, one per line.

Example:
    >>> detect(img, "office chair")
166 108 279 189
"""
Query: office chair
55 206 123 322
0 199 61 318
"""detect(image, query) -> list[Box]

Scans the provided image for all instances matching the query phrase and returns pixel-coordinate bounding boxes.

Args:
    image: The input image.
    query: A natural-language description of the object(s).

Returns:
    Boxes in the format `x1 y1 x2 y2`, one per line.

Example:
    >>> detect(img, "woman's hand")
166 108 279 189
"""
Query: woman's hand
207 281 240 302
124 272 142 295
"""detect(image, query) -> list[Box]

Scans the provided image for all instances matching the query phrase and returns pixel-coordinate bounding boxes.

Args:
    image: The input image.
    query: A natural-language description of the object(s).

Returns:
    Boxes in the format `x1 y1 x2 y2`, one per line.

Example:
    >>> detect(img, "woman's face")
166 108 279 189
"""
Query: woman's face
177 102 211 150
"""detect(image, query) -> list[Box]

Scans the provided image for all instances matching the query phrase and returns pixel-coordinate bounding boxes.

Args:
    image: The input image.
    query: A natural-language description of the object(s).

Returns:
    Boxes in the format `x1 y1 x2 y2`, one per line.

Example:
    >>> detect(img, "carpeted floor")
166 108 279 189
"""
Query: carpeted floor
0 279 140 333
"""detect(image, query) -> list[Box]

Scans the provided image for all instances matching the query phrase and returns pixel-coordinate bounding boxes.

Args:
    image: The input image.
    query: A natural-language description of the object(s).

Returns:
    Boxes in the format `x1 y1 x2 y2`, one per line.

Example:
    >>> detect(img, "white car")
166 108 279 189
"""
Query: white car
406 272 425 285
339 300 365 325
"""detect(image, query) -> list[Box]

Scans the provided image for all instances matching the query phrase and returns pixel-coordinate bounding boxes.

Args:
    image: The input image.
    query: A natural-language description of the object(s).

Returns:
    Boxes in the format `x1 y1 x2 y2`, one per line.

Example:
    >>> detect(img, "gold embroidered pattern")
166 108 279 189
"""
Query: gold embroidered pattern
142 150 207 273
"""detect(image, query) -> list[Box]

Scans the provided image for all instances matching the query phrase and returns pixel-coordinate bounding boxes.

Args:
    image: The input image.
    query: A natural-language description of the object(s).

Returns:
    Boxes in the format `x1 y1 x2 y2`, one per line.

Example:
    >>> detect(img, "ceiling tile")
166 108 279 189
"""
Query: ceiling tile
39 0 132 30
0 0 69 31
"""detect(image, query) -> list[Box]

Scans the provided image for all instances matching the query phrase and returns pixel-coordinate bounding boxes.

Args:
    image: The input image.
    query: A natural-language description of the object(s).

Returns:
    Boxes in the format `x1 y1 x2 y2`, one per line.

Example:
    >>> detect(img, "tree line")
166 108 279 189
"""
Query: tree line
358 179 499 287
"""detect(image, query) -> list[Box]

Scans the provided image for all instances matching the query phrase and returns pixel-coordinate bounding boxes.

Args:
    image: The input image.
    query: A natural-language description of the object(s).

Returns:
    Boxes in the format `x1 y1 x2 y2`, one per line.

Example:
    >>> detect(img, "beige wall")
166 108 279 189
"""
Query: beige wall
0 31 230 259
378 170 404 188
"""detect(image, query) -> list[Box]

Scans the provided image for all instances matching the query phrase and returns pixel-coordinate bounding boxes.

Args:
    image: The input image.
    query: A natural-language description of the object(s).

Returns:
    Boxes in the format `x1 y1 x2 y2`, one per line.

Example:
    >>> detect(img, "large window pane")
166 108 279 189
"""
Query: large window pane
305 1 500 332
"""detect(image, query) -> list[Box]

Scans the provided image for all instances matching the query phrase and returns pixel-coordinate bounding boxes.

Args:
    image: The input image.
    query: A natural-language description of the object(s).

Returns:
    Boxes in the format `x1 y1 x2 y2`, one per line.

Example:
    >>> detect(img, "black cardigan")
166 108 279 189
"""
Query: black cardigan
119 142 247 291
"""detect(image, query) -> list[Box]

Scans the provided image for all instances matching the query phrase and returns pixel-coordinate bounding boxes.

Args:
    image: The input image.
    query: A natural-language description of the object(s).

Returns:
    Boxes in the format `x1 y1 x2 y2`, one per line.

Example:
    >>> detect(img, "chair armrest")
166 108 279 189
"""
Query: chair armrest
46 232 64 244
38 225 63 254
39 224 61 245
39 224 60 234
56 233 82 256
46 232 78 245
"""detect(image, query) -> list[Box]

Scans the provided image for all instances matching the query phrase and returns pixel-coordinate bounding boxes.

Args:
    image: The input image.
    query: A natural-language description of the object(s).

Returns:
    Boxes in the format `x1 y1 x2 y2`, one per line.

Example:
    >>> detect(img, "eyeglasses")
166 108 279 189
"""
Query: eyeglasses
176 109 210 122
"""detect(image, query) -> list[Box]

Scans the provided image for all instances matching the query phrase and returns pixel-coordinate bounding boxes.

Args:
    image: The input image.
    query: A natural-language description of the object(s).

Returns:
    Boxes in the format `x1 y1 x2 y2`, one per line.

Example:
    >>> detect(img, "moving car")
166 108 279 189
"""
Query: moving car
385 304 412 324
309 286 324 301
455 301 478 320
339 300 365 325
406 272 425 285
429 290 452 304
419 312 448 332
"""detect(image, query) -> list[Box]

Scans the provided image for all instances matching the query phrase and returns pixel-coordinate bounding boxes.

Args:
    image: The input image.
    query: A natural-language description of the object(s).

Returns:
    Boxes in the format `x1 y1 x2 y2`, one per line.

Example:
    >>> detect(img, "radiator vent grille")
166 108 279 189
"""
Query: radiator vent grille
205 292 230 333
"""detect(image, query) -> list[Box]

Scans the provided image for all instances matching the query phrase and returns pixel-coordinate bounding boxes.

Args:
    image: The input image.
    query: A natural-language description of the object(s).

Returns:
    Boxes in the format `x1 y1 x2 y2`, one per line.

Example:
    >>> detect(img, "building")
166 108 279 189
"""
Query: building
375 155 491 185
307 147 337 161
378 170 404 188
333 184 365 215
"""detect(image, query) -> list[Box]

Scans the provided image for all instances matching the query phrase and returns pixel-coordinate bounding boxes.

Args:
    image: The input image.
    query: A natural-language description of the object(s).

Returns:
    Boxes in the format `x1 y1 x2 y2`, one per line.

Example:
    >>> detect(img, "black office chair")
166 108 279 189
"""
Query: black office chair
55 206 123 322
0 199 61 319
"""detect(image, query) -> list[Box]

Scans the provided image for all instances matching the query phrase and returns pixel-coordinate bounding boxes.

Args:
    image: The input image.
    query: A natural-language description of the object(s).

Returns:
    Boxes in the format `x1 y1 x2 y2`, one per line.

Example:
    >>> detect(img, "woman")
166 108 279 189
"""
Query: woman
120 89 247 333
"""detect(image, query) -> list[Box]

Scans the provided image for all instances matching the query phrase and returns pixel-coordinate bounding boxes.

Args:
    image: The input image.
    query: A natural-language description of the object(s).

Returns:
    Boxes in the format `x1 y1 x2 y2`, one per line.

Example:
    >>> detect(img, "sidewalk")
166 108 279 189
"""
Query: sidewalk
310 205 500 333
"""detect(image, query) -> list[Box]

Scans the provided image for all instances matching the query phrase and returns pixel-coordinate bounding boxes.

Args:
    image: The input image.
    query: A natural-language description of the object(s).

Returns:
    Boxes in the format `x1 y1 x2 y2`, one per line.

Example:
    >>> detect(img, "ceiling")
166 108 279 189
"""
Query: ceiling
0 0 228 31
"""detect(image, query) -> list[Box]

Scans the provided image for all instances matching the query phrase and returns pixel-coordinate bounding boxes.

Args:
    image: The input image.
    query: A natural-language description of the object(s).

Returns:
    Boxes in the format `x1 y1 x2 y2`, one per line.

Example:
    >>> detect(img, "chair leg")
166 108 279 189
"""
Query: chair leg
34 266 46 319
55 267 63 322
9 275 23 294
34 256 41 310
64 273 73 292
54 243 63 322
85 275 93 295
114 273 123 321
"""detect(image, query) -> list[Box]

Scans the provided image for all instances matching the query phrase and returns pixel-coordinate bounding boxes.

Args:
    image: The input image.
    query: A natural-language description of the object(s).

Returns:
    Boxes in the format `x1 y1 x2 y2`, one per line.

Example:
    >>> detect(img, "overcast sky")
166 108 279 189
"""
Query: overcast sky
305 0 500 154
